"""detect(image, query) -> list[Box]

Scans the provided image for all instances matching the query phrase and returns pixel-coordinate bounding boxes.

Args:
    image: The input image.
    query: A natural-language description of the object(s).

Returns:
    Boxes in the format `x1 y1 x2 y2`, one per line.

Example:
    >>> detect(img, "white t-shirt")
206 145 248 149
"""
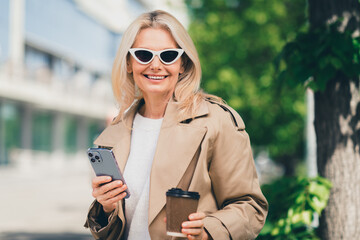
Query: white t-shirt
123 113 163 239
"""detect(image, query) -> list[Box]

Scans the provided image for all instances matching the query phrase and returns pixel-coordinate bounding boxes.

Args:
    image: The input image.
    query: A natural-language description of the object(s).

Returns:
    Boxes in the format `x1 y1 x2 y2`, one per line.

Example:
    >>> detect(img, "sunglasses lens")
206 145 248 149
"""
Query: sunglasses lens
134 50 153 63
160 50 179 63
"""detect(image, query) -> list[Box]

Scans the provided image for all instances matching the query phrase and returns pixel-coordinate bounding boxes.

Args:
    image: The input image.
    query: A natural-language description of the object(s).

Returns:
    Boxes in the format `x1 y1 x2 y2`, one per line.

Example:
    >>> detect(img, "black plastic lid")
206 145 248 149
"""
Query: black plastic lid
166 188 200 200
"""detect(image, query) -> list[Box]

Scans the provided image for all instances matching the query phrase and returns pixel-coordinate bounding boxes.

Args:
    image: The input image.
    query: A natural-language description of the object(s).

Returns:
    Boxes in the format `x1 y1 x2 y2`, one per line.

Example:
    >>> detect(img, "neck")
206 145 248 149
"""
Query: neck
140 94 171 119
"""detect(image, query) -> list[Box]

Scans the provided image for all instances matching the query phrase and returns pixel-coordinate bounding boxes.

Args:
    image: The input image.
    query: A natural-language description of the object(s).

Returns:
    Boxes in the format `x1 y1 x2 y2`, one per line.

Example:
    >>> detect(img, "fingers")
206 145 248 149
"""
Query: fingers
91 176 128 213
181 212 206 239
101 191 127 207
189 212 206 221
181 220 204 236
182 220 204 229
182 212 206 228
93 181 127 200
92 177 124 197
101 189 128 213
101 180 124 195
92 176 127 203
99 182 127 200
92 176 112 189
182 226 203 236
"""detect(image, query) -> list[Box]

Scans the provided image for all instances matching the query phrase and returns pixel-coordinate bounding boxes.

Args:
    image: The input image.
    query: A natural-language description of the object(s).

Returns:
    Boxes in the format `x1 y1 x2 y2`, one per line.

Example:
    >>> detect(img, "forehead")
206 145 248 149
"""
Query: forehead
132 28 178 50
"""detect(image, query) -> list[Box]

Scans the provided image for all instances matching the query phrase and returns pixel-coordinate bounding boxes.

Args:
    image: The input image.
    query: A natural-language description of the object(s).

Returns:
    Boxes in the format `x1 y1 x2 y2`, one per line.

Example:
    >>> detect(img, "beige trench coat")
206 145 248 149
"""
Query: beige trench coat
85 98 268 240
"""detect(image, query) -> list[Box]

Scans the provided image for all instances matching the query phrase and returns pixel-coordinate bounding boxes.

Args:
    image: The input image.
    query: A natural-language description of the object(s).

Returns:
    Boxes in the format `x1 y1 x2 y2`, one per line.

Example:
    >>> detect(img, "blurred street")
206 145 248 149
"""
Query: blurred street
0 154 95 240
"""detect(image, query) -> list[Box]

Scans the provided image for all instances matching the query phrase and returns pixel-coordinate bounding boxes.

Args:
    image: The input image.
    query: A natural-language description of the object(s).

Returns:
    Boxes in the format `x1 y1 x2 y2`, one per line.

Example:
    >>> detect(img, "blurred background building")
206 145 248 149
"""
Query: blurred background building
0 0 188 237
0 0 187 168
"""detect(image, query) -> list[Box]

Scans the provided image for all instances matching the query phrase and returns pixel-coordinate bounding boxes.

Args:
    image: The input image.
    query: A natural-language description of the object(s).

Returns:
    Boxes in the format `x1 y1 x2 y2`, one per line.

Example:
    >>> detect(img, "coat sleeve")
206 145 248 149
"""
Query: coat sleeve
84 200 124 240
203 109 268 240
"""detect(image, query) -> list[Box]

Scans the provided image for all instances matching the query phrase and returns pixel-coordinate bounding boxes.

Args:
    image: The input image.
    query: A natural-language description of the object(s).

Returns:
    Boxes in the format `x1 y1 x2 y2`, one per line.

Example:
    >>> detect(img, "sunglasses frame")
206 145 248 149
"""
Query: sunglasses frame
129 48 184 65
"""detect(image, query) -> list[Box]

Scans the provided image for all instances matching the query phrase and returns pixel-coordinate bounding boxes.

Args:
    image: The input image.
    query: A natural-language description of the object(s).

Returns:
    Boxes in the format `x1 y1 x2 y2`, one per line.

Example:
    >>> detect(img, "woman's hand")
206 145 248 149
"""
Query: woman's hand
91 176 128 213
181 212 210 240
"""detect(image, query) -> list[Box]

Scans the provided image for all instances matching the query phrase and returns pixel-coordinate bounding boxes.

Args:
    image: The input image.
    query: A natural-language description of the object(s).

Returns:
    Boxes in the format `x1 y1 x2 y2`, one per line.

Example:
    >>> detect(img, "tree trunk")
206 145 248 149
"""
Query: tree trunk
309 0 360 239
314 75 360 239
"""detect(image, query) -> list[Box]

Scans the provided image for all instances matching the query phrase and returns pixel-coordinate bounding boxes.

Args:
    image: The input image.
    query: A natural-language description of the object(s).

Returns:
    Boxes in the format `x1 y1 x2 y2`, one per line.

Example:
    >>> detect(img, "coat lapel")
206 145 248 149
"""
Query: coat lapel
93 99 210 227
148 101 208 226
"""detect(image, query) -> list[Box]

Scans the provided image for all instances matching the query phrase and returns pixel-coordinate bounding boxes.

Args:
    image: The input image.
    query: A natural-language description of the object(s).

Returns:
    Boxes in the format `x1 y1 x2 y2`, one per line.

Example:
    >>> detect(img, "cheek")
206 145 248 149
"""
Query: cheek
128 57 146 74
132 63 146 75
169 63 183 75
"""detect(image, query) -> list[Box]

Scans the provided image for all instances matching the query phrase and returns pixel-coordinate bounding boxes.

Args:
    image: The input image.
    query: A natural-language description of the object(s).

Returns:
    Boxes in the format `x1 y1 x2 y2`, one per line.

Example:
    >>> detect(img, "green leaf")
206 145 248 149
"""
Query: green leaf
308 196 327 214
315 65 336 91
315 176 332 188
295 193 306 204
271 226 280 236
330 57 343 69
275 24 360 93
309 181 330 199
301 210 313 225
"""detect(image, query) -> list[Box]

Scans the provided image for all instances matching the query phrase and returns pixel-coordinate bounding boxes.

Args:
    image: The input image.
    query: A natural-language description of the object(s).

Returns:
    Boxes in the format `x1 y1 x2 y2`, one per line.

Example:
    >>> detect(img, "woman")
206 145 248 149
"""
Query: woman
85 10 268 240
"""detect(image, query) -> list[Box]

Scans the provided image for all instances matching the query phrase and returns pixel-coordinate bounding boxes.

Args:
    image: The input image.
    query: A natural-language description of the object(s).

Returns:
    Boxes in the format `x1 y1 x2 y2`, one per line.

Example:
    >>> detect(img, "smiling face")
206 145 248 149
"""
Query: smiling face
127 27 184 101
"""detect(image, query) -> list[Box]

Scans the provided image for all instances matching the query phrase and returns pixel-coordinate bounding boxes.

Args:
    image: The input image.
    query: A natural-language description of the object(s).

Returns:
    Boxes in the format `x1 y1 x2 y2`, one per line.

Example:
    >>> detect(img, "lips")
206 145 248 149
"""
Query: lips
144 74 168 80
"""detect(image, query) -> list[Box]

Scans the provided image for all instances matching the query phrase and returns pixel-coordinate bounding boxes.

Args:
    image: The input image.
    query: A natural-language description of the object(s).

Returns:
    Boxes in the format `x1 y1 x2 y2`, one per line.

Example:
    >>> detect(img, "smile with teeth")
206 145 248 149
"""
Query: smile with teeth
144 75 167 80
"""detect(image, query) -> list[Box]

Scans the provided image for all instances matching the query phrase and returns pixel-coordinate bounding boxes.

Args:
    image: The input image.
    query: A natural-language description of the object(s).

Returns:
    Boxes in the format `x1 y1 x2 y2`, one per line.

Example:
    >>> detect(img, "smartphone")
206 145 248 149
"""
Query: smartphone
87 147 130 199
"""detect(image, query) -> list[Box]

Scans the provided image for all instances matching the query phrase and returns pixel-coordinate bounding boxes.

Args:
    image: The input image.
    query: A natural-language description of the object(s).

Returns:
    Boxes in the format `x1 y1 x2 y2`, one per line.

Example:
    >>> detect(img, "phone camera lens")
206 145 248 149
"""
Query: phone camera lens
95 155 100 160
88 153 93 157
91 158 96 163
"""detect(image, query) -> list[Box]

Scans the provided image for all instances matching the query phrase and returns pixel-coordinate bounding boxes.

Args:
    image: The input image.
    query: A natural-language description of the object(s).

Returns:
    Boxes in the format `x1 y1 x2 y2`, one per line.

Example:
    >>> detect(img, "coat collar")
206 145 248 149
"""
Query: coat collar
94 98 209 148
93 98 209 226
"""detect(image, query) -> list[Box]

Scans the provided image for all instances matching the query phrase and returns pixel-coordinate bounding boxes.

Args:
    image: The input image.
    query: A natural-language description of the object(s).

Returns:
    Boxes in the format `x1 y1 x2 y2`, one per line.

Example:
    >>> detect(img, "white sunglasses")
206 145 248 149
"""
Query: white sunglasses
129 48 184 65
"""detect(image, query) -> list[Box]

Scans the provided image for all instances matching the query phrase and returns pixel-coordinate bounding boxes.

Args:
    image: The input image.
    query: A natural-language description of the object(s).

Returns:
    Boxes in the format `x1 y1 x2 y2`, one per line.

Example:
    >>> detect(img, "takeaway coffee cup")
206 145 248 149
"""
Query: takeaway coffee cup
166 188 200 237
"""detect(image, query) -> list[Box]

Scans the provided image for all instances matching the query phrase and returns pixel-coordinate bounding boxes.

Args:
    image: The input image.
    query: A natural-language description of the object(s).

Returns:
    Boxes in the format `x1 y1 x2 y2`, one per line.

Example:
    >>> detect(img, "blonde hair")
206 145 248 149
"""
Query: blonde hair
111 10 211 124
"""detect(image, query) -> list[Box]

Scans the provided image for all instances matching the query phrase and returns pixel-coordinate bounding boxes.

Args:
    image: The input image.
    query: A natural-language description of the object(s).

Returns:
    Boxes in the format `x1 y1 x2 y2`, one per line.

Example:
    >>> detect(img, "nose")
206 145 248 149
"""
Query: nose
150 55 162 71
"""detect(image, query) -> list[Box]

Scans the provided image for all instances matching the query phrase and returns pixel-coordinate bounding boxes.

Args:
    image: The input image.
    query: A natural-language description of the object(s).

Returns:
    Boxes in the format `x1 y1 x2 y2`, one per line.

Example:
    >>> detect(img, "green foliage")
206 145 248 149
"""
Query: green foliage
186 0 307 165
258 176 332 240
276 22 360 92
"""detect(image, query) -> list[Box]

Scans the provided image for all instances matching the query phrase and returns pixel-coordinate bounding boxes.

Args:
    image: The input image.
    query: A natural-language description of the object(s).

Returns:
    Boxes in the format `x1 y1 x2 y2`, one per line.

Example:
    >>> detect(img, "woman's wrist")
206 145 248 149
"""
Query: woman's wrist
102 205 114 217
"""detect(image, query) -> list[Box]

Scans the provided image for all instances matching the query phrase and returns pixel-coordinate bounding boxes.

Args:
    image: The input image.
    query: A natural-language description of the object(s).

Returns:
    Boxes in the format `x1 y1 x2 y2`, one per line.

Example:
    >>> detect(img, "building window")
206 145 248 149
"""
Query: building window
64 115 77 153
32 110 53 152
88 120 104 148
0 101 21 165
25 45 54 82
